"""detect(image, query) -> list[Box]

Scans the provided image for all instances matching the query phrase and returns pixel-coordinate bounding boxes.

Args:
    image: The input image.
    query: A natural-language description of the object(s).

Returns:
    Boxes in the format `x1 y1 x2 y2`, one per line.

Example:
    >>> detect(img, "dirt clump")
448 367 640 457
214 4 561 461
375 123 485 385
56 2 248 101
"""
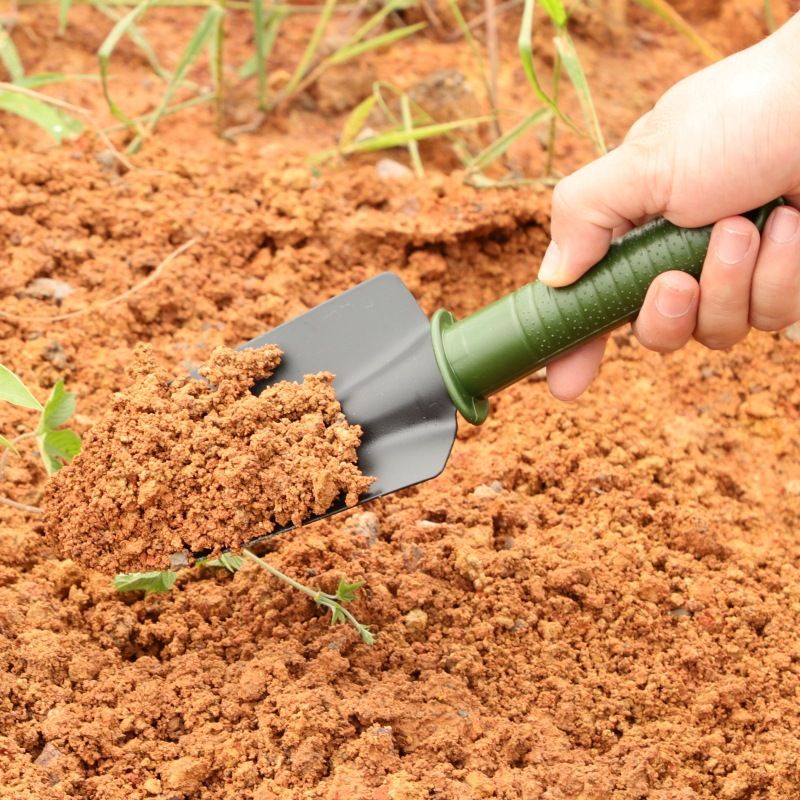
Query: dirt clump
43 344 373 573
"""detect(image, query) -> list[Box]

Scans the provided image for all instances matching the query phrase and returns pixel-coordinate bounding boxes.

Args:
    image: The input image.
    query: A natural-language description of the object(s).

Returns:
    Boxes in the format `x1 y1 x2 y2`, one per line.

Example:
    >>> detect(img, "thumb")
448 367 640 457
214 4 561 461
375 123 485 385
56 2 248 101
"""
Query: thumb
539 143 668 287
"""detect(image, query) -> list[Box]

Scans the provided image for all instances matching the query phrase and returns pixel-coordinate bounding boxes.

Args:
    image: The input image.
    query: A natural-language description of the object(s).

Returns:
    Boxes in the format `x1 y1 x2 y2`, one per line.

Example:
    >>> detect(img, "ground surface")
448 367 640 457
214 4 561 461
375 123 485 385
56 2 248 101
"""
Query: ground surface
1 1 800 798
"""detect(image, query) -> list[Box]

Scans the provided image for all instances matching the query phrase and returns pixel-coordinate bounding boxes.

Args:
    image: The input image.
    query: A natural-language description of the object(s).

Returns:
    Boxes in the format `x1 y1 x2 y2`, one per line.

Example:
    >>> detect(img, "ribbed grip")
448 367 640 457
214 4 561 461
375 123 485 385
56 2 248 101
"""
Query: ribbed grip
431 199 782 424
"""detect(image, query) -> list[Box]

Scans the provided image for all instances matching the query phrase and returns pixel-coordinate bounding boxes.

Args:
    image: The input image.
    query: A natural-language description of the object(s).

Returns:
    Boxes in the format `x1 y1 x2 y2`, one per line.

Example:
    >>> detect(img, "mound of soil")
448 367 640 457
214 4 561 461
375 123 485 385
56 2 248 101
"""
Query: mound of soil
43 345 373 573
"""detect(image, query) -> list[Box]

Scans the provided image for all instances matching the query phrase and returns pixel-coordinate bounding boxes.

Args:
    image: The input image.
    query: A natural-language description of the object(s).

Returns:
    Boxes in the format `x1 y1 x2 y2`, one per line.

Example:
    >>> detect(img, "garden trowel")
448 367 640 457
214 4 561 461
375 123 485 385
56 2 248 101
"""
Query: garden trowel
242 199 781 543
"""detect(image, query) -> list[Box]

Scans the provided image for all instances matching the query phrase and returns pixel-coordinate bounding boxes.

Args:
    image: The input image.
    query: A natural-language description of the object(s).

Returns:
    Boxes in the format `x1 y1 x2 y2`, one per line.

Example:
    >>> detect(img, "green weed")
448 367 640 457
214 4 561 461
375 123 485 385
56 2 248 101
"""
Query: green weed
0 365 81 513
0 21 84 140
114 548 375 644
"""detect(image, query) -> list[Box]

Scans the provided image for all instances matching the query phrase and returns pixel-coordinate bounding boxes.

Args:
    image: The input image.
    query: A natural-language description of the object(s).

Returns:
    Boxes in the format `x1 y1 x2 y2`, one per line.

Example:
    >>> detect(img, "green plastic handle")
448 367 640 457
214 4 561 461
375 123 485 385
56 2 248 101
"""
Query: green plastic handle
431 199 783 424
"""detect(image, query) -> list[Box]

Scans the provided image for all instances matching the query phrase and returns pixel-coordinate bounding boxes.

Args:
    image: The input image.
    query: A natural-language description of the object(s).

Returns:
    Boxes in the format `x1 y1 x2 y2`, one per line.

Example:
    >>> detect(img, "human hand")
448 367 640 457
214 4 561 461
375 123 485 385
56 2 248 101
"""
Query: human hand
540 13 800 400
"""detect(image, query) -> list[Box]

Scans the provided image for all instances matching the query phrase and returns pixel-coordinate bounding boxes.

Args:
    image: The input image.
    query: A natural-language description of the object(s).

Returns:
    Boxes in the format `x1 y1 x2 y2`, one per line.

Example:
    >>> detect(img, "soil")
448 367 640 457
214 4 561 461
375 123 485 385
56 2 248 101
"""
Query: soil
1 1 800 799
42 344 373 573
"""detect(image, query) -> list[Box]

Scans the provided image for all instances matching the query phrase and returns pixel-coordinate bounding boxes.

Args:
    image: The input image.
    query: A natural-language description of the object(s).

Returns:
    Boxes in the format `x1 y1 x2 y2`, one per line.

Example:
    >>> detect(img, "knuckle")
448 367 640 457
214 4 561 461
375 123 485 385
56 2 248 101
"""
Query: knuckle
750 309 797 332
624 137 674 216
695 329 747 351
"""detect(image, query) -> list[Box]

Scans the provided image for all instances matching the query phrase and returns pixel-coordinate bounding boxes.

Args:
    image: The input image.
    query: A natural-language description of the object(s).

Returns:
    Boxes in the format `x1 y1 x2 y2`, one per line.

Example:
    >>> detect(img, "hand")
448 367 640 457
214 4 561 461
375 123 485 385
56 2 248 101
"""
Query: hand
539 13 800 400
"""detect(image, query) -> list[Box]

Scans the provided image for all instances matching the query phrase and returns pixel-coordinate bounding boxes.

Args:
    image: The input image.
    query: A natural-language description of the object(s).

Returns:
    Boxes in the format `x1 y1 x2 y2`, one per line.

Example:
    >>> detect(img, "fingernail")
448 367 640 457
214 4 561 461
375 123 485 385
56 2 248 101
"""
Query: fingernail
655 280 695 318
715 225 752 264
768 206 800 244
538 241 561 283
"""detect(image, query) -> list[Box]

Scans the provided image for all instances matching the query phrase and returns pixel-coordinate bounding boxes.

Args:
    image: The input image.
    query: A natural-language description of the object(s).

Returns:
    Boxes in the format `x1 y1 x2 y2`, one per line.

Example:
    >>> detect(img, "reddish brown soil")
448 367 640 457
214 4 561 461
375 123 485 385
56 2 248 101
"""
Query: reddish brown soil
42 344 373 573
2 1 800 798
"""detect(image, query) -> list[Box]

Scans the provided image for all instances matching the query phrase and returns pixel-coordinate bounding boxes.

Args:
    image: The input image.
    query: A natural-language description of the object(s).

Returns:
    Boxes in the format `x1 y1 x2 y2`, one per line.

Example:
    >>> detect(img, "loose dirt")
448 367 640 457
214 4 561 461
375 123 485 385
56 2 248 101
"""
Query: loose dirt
1 1 800 799
42 345 373 574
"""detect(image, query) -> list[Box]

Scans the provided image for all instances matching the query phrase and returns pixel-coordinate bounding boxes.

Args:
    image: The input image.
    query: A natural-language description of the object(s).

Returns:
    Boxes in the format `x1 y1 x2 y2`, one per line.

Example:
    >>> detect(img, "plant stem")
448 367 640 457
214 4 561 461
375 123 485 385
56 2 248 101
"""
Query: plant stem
242 548 374 644
545 49 561 178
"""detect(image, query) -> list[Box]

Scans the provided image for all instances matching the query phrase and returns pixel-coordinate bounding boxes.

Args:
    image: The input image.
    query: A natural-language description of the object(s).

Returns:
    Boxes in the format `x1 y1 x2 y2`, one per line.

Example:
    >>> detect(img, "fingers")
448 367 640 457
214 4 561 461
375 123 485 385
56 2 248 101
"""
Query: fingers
546 337 608 401
750 204 800 330
694 217 759 349
539 144 670 288
632 271 699 352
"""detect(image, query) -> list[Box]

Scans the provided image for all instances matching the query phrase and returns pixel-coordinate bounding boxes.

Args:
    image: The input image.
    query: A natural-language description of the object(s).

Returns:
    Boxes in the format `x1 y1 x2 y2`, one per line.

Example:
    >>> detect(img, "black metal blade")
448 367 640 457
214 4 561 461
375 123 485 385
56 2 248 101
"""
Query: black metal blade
240 272 457 544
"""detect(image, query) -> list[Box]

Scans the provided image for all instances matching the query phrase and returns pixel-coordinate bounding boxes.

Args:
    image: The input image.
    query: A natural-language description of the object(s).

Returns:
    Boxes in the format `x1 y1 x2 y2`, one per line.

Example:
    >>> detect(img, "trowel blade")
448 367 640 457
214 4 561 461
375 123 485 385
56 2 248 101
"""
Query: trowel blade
240 272 458 545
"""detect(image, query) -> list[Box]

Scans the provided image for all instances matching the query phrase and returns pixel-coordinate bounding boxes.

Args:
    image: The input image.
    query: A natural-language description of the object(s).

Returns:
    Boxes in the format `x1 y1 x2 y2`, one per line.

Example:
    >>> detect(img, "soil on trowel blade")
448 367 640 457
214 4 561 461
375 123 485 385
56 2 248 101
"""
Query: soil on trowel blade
43 345 373 573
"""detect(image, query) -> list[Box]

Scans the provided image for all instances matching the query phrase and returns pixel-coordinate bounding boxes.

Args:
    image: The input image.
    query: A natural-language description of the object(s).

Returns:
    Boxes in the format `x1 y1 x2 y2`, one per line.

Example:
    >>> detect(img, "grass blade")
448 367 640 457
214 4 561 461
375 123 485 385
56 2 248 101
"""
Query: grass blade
273 0 336 106
251 0 266 108
632 0 722 61
18 72 99 88
466 107 550 172
338 93 377 148
342 115 491 154
517 0 578 133
327 22 426 65
58 0 73 34
0 90 83 141
208 4 225 134
0 24 25 83
98 0 156 129
239 8 286 79
554 31 605 154
129 5 223 149
539 0 566 26
94 1 170 80
400 92 423 177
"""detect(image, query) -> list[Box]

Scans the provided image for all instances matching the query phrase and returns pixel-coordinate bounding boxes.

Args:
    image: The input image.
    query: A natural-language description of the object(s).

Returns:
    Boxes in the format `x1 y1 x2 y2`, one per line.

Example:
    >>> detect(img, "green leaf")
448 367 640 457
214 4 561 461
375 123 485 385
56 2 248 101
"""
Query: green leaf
400 92 423 178
137 5 223 143
94 2 170 81
327 22 427 66
0 365 42 410
466 108 550 173
341 116 491 155
553 32 606 155
632 0 722 61
539 0 567 28
0 23 25 83
251 0 266 109
0 434 18 455
335 578 365 604
198 552 244 573
329 604 347 625
18 72 99 89
58 0 73 35
41 379 77 431
339 94 378 149
238 8 286 81
0 90 83 142
113 570 178 594
39 428 81 474
275 0 336 104
358 625 375 646
517 0 578 134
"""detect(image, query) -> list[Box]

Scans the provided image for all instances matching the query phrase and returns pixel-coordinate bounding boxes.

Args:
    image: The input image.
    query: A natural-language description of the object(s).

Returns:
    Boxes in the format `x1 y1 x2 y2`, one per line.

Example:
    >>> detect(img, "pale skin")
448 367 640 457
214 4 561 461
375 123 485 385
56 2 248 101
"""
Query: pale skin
540 13 800 400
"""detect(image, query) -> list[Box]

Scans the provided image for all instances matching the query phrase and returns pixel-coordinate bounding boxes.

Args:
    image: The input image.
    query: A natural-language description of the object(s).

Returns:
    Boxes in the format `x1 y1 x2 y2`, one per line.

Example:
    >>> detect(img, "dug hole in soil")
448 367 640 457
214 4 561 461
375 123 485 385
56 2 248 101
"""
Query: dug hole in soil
2 0 800 798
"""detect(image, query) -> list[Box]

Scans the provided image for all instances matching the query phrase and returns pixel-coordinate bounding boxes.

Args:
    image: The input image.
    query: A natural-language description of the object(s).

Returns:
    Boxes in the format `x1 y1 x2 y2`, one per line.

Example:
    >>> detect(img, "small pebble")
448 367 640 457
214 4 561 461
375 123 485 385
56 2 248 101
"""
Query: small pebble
375 158 413 182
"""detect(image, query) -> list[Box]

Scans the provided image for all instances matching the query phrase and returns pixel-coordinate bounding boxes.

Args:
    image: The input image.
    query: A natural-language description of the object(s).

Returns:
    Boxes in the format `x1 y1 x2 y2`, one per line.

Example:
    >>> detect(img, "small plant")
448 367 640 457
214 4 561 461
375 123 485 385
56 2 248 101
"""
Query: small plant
0 20 84 141
115 548 375 645
0 365 82 512
92 0 427 151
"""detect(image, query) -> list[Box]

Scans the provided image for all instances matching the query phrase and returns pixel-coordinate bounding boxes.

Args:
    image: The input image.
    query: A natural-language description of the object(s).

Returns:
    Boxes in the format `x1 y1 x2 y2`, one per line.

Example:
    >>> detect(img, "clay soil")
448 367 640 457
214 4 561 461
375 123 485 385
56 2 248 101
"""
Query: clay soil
2 1 800 798
43 344 373 573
